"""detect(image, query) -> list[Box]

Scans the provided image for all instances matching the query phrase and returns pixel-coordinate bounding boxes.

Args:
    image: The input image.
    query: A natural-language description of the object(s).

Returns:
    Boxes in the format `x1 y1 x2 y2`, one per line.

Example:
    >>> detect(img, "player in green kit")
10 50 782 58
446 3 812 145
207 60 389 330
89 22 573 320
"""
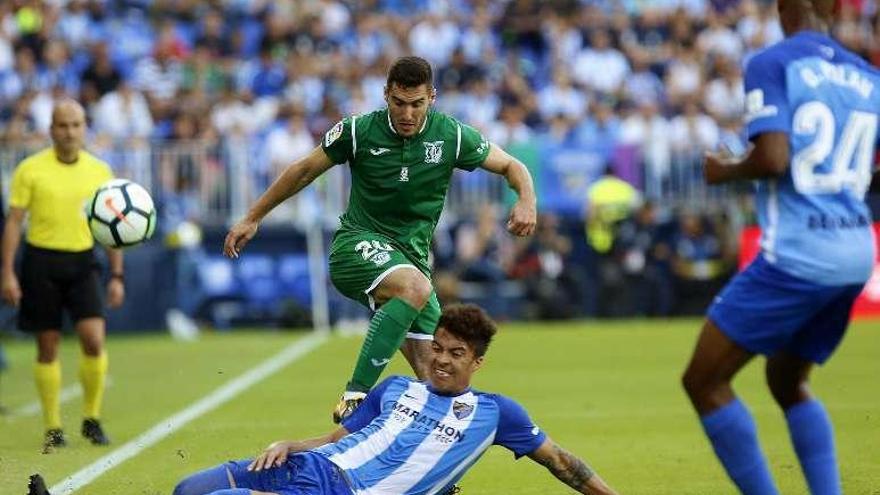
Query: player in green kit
224 56 536 422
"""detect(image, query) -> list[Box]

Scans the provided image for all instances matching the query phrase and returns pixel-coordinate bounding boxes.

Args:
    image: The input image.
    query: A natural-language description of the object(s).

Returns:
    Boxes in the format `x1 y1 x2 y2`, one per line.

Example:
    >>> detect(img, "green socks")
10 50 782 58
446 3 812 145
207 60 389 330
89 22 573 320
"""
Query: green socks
347 298 420 392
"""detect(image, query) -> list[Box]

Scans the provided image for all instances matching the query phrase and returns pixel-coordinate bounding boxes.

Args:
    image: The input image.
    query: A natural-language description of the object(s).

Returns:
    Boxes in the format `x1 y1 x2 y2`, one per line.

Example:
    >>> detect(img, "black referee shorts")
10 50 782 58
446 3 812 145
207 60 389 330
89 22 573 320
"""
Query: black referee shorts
19 244 104 333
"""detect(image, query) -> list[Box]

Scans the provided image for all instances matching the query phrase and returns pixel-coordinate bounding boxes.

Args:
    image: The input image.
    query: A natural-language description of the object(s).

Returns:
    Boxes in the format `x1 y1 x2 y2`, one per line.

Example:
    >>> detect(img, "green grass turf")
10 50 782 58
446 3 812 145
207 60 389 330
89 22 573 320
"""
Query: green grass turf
0 320 877 494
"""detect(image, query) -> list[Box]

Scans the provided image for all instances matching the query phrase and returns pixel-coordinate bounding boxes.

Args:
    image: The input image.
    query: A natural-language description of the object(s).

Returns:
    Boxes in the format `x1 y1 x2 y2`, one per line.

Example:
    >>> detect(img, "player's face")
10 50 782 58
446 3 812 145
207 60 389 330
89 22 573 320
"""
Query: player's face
384 83 435 137
50 104 86 156
429 327 483 394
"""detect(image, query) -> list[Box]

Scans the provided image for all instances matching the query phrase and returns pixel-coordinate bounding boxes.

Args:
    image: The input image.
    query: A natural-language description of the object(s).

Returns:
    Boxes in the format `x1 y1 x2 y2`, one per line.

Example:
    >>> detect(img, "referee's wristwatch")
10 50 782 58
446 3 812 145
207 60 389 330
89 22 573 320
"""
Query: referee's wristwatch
110 273 124 282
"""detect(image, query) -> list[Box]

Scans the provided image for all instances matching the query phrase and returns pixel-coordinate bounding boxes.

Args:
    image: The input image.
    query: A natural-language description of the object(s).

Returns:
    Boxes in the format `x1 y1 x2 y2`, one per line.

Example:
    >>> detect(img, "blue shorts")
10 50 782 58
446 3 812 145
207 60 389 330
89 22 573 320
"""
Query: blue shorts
707 255 864 364
176 452 353 495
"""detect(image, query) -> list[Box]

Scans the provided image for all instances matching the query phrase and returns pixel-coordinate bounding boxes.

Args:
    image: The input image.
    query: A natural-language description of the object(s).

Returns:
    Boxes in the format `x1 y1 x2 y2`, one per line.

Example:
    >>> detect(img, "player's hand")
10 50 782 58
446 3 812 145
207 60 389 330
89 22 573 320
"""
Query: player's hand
703 151 738 185
507 199 536 237
247 440 294 472
223 219 259 258
1 272 21 307
106 278 125 308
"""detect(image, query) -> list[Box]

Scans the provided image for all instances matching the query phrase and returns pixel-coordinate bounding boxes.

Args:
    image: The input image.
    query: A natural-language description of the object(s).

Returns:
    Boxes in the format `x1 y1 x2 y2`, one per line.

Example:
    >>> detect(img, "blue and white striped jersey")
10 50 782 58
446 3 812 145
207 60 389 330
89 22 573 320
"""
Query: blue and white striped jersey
312 376 547 495
744 30 880 285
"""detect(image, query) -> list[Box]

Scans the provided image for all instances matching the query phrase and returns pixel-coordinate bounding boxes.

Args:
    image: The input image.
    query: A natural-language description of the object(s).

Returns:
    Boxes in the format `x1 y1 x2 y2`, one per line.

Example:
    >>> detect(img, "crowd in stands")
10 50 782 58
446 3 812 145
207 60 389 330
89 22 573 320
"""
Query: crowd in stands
1 0 878 319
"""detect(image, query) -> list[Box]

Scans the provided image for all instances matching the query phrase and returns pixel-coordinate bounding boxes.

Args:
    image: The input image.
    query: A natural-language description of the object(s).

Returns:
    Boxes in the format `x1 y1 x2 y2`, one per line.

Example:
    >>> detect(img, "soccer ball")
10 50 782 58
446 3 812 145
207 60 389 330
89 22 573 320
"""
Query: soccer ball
88 179 157 248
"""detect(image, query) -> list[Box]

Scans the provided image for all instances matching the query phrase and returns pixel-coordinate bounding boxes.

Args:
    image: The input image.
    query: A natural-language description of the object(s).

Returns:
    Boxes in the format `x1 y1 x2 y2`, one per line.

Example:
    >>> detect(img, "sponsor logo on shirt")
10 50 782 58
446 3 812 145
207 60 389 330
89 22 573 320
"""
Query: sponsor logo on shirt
391 401 466 443
370 147 391 156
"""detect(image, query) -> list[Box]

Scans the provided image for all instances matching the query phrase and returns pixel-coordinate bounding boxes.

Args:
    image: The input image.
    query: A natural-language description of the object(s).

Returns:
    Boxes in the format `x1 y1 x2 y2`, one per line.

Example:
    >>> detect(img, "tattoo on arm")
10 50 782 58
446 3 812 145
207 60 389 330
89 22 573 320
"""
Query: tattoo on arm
536 444 595 492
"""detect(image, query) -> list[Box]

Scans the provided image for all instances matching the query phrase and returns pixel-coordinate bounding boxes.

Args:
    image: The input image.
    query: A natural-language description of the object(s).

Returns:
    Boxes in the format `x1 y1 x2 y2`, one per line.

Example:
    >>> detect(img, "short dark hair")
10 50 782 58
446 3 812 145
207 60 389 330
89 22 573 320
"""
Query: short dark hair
437 304 497 358
387 56 433 89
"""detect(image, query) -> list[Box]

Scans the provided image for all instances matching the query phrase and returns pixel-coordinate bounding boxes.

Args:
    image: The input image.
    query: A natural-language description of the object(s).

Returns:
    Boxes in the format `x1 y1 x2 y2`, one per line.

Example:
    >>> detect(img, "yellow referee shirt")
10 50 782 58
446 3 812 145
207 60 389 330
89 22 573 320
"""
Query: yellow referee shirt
9 148 113 251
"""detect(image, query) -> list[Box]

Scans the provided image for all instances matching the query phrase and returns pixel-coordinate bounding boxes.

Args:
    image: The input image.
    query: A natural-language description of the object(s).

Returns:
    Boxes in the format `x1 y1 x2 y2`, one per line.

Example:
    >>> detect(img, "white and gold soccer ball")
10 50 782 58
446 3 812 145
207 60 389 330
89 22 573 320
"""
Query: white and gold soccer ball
87 179 157 248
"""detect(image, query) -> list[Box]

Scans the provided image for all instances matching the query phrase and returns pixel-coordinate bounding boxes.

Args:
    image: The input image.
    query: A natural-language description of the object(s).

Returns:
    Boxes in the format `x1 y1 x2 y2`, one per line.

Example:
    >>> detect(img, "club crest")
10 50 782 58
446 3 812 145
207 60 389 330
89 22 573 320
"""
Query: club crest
452 401 474 420
423 141 444 164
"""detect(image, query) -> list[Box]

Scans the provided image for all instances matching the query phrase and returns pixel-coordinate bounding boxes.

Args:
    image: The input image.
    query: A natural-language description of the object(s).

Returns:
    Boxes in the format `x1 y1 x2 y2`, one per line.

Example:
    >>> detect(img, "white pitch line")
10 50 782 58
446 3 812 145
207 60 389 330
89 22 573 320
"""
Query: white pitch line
49 332 328 495
11 379 114 418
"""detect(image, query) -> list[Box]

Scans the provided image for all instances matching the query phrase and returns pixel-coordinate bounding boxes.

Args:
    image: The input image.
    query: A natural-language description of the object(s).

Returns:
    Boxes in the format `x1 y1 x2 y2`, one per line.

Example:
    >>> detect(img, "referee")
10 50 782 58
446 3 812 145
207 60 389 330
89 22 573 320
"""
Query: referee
1 99 124 452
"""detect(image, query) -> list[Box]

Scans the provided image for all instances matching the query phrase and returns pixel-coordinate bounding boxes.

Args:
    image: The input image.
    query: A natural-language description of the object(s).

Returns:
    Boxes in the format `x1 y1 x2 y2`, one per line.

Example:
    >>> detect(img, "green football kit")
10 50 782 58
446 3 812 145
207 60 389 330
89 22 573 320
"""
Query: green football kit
321 107 491 392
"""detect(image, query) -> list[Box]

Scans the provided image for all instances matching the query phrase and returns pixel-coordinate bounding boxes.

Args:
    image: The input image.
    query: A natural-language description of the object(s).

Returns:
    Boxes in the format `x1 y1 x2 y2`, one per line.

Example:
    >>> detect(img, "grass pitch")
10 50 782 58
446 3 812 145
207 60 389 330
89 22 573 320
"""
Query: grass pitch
0 319 877 494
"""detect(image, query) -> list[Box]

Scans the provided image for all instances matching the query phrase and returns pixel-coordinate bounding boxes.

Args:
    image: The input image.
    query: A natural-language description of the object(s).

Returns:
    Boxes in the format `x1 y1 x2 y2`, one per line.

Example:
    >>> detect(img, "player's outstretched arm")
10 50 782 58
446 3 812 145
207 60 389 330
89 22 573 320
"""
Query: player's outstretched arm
480 144 536 237
527 438 618 495
704 132 789 185
223 146 335 258
247 426 349 472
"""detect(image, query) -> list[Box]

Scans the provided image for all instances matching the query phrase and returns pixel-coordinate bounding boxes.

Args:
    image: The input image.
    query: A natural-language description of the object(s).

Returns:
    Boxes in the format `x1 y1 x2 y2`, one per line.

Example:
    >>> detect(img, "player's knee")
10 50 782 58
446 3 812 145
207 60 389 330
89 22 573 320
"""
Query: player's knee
681 369 713 400
765 373 810 408
397 277 432 309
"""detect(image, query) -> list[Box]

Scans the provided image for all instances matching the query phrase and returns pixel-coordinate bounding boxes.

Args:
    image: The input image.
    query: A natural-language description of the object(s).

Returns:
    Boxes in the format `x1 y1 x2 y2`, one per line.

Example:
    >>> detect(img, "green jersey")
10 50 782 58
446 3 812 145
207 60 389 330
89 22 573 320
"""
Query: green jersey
321 108 491 273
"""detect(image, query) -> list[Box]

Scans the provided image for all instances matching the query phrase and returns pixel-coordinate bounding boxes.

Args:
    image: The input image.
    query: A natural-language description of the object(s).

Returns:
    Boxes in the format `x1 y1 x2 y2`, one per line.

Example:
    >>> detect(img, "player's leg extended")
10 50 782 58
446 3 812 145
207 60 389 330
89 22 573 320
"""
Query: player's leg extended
682 320 779 495
76 317 110 444
399 290 441 380
173 460 262 495
351 267 432 391
766 354 840 495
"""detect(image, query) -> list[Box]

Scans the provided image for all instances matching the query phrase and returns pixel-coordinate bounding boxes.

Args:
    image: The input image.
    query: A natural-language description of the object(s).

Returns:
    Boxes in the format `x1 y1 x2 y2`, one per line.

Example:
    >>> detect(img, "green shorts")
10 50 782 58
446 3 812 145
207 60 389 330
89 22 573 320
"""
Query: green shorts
329 229 438 338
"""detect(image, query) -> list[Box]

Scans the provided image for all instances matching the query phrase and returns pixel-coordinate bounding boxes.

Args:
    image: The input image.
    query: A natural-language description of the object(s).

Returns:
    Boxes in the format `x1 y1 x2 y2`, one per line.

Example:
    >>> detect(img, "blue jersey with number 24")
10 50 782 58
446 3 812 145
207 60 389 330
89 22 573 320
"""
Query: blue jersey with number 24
744 30 879 285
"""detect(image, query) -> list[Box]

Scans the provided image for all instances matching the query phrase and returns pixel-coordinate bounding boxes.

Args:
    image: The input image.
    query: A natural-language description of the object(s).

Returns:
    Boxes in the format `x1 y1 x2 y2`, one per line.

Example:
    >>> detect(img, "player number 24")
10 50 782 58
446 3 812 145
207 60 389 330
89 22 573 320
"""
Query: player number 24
355 240 395 260
792 100 877 197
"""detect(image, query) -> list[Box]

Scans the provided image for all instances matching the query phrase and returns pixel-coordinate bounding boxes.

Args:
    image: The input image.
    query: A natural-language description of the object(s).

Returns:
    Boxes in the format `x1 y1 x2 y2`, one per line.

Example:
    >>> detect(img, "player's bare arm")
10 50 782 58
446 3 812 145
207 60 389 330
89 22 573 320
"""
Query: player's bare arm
480 143 537 236
223 145 335 258
247 427 349 472
104 247 125 308
704 132 789 185
1 207 26 306
528 438 618 495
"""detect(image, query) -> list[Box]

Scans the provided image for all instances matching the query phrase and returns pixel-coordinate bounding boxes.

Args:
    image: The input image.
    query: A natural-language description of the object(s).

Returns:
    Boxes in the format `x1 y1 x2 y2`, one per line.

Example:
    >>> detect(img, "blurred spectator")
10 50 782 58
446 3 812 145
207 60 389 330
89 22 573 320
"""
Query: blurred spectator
697 10 743 60
737 0 784 57
133 31 183 103
437 48 480 91
623 50 665 107
613 201 674 316
92 80 154 141
669 101 719 155
671 209 732 315
571 29 630 95
409 12 460 67
619 99 671 199
486 104 533 148
586 165 641 317
80 42 121 107
265 108 315 179
498 0 546 58
454 205 514 318
1 47 41 104
510 212 582 320
537 68 587 121
703 56 744 122
195 9 234 58
575 96 621 163
664 40 703 108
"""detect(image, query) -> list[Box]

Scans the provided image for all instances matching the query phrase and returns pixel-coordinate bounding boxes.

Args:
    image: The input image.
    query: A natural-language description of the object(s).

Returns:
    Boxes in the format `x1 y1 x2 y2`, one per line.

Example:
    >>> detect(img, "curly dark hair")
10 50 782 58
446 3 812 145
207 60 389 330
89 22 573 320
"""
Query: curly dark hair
387 56 433 89
437 304 497 358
